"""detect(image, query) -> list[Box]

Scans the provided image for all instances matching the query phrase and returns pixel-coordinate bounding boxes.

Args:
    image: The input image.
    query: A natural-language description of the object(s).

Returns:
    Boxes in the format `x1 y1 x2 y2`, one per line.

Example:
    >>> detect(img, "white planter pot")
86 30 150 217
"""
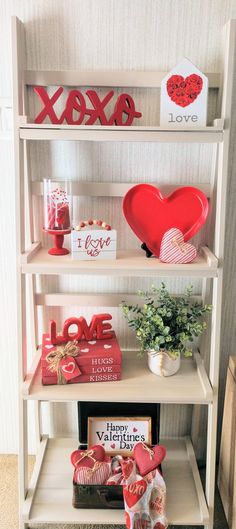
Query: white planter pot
147 350 181 377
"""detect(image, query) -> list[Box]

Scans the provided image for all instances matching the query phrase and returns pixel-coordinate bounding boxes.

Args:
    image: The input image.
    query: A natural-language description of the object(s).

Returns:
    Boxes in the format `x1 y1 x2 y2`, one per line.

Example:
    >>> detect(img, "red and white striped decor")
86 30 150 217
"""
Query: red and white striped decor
74 461 110 485
159 228 197 264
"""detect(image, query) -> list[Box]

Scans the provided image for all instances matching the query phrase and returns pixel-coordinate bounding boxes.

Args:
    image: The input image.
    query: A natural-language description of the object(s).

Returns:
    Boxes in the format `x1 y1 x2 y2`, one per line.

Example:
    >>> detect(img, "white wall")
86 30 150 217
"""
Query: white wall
1 0 236 454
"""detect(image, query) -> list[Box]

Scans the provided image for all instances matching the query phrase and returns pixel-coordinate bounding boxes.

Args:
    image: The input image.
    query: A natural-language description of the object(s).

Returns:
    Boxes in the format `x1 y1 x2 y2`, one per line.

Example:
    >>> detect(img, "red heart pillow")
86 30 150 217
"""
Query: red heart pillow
133 442 166 476
71 445 105 469
74 461 110 485
123 184 208 257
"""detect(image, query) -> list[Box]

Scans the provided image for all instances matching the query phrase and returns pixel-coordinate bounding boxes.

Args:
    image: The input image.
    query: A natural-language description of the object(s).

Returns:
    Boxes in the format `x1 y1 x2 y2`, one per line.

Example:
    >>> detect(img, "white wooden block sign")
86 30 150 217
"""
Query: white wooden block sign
160 58 208 127
71 229 117 260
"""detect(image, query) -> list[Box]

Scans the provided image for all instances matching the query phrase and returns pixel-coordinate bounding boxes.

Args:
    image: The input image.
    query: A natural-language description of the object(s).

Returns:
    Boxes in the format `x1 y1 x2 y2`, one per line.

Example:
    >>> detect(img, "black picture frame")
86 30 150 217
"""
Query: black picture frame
77 401 160 445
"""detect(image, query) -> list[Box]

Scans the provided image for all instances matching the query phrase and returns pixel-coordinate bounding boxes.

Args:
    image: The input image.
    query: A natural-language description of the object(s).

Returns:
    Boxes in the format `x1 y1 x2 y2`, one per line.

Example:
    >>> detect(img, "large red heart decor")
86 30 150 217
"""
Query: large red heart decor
133 443 166 477
123 184 208 257
71 445 105 469
167 74 203 107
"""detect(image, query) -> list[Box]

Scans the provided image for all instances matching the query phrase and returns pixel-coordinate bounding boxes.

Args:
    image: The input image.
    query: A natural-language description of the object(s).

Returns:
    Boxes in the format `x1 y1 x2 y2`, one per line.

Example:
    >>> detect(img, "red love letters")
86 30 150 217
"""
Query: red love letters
34 87 142 126
49 313 113 344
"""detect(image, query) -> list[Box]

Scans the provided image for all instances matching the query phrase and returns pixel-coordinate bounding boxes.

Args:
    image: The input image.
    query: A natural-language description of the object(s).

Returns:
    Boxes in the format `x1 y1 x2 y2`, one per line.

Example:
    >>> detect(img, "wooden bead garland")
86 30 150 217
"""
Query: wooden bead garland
75 219 111 231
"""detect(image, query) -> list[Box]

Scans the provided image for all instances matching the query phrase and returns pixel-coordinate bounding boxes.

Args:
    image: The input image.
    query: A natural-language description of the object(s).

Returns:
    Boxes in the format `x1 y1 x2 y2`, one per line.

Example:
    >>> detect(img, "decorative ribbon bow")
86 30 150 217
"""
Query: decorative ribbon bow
74 449 97 467
85 461 103 476
141 442 155 460
172 236 188 254
46 340 80 385
74 450 103 477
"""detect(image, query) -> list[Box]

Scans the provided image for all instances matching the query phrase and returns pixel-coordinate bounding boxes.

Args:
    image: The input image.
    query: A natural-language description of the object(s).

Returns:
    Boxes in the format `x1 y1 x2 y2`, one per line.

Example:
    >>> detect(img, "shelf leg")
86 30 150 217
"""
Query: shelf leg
191 278 212 462
34 401 42 448
18 399 28 529
204 18 236 529
28 274 39 353
204 400 218 529
205 270 223 529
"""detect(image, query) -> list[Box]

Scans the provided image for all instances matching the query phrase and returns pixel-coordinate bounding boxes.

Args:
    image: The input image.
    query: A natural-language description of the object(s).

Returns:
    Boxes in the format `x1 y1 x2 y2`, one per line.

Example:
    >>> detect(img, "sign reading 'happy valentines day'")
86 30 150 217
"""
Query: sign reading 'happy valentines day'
88 417 152 455
160 58 208 127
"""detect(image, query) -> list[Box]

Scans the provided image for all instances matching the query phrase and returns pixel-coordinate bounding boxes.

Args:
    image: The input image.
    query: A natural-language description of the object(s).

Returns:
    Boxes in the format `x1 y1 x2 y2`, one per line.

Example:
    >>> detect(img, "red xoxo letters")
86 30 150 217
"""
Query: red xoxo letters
34 87 142 126
49 313 113 344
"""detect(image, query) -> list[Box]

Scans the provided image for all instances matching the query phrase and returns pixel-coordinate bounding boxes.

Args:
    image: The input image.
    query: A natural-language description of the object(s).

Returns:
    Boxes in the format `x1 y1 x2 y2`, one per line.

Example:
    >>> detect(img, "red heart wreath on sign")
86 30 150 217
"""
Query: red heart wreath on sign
167 74 203 107
71 445 105 469
123 184 208 257
133 443 166 477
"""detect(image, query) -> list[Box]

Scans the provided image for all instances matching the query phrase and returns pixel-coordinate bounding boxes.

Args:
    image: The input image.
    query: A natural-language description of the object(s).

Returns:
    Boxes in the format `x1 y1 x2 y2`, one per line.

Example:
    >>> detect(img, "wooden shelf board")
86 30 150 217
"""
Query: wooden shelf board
22 350 213 404
32 180 212 198
24 68 221 88
19 123 223 142
24 437 209 526
20 247 218 277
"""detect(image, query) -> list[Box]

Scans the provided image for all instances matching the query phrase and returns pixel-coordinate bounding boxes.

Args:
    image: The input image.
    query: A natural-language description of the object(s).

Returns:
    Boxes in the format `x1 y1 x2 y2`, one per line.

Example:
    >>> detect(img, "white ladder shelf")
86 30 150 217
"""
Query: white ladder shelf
12 15 236 529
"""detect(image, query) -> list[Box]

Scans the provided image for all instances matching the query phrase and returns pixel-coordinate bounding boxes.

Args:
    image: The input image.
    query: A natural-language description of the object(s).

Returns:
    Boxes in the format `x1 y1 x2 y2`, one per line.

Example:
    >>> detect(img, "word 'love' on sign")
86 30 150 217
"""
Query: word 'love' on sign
49 313 113 344
160 58 208 127
71 228 117 260
34 87 142 126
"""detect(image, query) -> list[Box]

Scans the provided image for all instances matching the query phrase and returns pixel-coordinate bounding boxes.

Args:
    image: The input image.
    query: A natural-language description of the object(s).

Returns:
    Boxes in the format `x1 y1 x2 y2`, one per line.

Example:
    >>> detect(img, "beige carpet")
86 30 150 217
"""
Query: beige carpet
0 455 35 529
0 455 228 529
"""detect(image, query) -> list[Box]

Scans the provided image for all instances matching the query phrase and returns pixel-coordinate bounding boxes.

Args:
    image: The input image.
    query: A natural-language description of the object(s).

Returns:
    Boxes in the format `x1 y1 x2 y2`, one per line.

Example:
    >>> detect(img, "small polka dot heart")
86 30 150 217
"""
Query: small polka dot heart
75 219 111 231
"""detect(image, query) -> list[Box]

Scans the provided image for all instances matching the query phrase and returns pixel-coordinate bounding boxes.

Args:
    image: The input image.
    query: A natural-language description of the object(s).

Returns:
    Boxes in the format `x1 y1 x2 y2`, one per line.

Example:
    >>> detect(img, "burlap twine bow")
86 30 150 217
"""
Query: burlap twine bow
172 236 188 254
85 461 103 476
46 340 80 385
149 350 171 376
74 450 103 477
141 442 155 459
74 449 97 466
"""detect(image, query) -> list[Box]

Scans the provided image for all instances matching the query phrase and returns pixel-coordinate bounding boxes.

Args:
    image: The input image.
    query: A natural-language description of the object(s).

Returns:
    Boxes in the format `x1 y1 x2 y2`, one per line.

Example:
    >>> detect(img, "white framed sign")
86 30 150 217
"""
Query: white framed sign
71 229 117 260
160 57 208 127
88 416 152 455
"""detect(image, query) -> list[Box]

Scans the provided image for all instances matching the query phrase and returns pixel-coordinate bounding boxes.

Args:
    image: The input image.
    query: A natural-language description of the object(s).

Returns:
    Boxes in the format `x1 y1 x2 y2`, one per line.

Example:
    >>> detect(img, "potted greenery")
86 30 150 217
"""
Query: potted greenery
121 283 212 377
